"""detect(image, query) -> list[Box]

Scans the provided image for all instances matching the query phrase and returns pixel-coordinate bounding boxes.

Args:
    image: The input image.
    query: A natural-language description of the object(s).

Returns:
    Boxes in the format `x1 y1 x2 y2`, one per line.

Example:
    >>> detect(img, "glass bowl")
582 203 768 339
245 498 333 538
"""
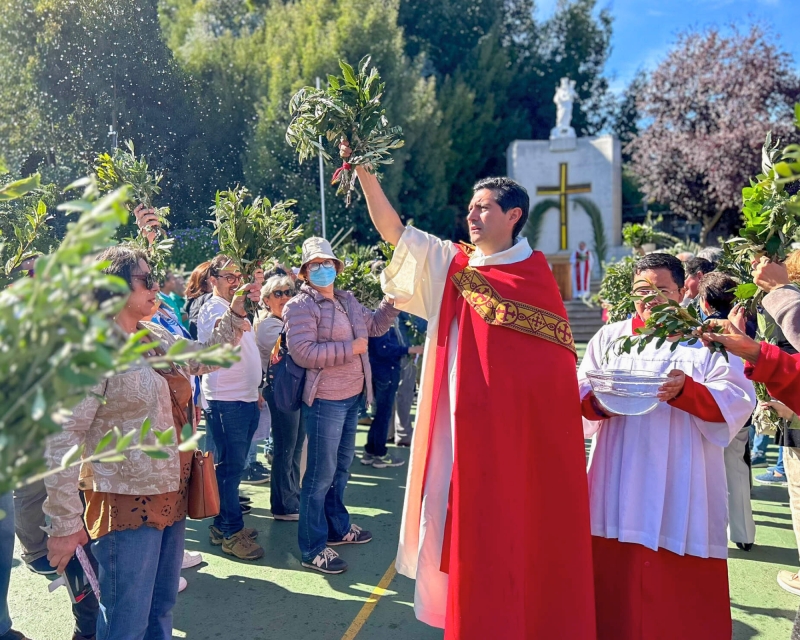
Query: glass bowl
586 369 670 416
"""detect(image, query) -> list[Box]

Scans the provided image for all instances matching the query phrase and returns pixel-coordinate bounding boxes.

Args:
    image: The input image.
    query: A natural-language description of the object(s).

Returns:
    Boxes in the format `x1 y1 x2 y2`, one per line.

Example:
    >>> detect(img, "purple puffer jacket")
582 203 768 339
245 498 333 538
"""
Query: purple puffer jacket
282 283 400 406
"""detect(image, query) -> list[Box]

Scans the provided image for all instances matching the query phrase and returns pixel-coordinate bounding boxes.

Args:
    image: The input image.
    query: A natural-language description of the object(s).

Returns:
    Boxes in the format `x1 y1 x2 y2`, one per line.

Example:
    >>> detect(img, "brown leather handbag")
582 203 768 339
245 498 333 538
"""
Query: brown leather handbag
187 450 220 519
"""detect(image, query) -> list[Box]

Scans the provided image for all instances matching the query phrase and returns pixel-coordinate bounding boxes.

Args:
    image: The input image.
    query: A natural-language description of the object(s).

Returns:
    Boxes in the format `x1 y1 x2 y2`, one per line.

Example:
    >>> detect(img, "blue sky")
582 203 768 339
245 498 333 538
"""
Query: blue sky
536 0 800 94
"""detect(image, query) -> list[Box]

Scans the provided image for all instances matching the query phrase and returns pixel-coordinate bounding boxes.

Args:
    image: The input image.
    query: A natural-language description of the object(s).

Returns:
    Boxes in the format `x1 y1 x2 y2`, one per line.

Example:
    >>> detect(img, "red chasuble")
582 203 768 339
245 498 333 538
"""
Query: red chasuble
426 247 597 640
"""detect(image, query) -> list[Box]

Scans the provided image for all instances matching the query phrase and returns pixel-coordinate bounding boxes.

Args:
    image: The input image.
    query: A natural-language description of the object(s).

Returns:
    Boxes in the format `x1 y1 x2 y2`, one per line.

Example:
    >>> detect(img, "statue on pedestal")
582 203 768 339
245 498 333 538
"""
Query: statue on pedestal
551 77 577 140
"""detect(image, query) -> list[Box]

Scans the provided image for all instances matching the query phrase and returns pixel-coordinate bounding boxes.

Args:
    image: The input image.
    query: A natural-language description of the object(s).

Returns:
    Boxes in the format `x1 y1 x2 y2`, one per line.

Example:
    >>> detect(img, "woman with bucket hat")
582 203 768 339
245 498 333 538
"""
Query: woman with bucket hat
283 237 400 573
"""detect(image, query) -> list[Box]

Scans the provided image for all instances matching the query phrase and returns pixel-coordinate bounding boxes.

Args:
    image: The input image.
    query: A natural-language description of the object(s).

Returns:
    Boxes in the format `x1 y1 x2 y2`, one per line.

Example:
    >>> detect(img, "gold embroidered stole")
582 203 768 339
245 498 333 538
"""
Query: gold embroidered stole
451 266 577 357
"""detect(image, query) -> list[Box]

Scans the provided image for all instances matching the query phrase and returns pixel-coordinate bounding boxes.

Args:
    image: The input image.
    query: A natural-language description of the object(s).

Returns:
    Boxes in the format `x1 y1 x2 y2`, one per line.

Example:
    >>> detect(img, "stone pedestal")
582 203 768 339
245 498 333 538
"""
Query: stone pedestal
507 134 622 264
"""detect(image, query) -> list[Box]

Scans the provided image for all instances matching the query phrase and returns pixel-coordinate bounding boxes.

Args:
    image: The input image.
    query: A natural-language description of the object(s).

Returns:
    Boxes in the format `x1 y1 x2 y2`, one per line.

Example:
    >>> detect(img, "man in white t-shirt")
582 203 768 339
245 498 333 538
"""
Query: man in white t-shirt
198 255 264 561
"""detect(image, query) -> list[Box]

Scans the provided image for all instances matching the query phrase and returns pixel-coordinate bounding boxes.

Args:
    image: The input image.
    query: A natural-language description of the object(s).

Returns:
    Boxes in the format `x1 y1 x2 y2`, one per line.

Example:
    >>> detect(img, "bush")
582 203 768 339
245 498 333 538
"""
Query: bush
168 226 219 271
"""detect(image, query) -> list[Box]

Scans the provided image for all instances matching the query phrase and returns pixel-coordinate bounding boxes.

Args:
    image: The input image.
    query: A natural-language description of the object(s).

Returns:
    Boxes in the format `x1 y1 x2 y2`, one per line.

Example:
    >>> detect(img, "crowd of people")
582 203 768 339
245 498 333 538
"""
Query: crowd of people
2 158 800 639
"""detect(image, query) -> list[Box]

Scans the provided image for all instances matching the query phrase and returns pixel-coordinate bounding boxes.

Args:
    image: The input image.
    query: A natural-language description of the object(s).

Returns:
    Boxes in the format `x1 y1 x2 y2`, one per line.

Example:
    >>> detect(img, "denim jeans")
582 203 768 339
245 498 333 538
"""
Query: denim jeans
365 367 401 458
0 492 15 635
776 446 786 475
91 518 185 640
266 389 304 516
299 394 360 562
750 425 770 458
205 400 260 536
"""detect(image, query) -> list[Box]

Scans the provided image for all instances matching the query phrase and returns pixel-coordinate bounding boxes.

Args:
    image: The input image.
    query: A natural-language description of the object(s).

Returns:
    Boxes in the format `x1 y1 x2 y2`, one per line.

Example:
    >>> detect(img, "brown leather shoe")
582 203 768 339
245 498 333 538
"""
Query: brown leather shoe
209 524 258 546
222 530 264 561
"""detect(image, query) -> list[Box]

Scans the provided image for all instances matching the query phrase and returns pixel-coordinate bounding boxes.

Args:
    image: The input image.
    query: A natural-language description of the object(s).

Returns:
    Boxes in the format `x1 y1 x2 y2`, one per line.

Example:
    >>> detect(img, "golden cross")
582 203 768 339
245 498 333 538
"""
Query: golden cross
536 163 591 250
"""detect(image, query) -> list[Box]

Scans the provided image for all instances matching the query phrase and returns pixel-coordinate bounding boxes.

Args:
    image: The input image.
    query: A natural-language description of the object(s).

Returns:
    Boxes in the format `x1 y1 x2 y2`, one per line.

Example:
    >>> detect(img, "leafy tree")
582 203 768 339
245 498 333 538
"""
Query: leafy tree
629 26 800 243
0 0 210 227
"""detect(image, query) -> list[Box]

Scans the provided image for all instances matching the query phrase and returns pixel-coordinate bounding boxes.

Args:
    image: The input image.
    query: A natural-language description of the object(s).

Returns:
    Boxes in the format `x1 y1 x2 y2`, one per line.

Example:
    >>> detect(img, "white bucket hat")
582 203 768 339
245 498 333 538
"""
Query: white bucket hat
300 237 344 274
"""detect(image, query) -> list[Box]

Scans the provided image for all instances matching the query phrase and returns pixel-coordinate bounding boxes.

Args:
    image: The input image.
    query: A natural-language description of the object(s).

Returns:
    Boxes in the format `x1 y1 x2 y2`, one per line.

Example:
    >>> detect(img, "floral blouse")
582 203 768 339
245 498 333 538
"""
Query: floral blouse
43 309 245 538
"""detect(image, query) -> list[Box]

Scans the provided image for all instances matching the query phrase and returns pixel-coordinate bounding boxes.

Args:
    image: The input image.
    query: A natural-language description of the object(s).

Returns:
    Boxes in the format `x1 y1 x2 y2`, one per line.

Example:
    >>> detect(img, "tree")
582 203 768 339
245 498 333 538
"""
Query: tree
629 26 800 243
0 0 211 227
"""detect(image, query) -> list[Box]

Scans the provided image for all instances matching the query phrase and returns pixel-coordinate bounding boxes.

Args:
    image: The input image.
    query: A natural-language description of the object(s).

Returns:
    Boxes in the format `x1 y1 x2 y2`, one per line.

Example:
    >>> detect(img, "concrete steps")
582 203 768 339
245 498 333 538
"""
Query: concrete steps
563 299 604 343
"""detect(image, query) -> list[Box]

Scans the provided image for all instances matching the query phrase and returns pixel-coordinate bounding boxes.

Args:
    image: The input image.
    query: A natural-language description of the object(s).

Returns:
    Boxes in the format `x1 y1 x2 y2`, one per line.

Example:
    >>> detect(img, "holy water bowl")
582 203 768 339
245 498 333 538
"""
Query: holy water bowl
586 370 670 416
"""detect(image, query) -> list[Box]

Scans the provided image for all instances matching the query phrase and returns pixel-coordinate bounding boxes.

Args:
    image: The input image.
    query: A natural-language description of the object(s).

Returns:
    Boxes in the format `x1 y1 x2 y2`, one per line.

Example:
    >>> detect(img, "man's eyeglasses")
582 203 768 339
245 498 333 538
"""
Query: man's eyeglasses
215 273 242 285
272 289 293 299
307 260 335 273
633 288 679 297
131 273 158 290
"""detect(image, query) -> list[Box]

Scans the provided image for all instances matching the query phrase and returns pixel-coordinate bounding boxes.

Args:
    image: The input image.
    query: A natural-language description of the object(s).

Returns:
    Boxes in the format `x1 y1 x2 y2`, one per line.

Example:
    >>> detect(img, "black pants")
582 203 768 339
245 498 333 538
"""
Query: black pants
265 388 304 516
365 367 401 458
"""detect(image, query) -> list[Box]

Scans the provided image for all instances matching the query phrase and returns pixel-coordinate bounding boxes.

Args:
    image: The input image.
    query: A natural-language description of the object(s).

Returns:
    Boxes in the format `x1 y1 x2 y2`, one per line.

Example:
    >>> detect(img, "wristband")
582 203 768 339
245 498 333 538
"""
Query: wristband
230 308 247 319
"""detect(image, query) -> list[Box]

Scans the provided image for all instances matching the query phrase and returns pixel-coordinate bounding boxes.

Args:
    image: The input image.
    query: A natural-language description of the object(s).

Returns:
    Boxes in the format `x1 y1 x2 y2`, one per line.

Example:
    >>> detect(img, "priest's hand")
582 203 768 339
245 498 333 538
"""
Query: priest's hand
657 370 686 402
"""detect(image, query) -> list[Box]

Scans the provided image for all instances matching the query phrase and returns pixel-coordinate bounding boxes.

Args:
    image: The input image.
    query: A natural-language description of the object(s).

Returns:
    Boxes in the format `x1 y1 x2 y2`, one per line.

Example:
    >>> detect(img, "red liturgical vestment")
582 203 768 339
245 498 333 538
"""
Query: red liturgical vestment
383 227 596 640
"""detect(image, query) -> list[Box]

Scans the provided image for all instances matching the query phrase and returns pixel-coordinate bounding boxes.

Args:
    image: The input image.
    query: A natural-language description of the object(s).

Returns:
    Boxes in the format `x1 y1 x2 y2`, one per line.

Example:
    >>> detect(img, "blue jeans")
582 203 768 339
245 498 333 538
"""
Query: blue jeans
0 492 15 635
749 425 770 457
266 389 304 516
205 400 260 536
775 446 786 475
91 518 185 640
365 367 401 458
299 394 360 562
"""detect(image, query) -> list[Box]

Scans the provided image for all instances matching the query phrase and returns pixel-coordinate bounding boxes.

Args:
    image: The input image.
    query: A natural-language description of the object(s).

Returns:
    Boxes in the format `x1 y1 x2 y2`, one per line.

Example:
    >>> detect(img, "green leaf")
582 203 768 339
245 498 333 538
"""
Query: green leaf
94 430 115 455
734 283 758 300
0 174 41 202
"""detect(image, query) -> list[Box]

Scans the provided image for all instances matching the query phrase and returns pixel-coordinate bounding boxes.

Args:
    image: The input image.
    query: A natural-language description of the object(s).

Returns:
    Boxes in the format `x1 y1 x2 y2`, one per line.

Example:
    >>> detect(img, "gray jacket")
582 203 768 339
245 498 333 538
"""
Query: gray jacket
762 284 800 352
282 284 400 406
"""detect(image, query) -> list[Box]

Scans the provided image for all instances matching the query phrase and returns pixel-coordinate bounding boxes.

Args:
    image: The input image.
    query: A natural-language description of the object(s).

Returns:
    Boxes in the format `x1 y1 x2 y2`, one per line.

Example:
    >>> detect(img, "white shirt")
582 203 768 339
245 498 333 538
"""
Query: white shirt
197 295 262 403
381 226 532 628
578 319 756 559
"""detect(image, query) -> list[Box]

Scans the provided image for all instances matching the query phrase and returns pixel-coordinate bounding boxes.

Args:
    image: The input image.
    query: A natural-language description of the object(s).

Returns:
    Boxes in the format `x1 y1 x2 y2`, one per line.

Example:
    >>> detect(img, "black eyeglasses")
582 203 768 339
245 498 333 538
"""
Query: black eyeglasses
131 273 157 290
213 272 242 285
272 289 293 299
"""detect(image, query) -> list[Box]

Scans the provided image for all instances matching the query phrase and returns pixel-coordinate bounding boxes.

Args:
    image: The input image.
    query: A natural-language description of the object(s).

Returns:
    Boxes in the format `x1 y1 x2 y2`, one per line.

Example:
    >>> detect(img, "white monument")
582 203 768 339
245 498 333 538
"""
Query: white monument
507 77 622 263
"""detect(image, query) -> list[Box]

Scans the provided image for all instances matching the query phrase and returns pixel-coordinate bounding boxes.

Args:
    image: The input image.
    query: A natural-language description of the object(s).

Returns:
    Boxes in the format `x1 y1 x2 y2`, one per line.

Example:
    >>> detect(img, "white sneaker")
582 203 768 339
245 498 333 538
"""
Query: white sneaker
778 570 800 596
178 576 188 593
182 550 203 569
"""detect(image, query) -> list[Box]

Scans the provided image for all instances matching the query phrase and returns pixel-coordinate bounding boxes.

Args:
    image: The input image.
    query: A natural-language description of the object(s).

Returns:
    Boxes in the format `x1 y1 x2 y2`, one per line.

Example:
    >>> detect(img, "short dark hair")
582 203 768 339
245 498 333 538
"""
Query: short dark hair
698 271 737 317
209 254 236 276
95 245 149 304
472 177 530 239
633 252 685 288
685 257 714 278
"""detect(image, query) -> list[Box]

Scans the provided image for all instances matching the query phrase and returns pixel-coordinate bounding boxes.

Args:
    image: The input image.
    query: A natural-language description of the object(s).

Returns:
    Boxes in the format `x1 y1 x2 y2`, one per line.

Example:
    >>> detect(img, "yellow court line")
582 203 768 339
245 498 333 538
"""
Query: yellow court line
341 561 398 640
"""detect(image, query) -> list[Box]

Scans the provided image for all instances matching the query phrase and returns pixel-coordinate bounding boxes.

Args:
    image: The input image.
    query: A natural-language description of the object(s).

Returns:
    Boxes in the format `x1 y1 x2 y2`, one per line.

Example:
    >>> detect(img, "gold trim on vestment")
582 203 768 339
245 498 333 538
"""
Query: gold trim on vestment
451 266 577 357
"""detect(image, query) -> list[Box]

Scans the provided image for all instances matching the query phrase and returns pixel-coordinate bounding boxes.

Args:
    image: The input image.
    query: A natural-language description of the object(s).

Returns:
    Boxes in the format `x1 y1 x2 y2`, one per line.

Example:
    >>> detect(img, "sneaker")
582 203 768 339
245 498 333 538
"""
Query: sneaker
302 547 348 574
222 530 265 561
372 453 405 469
241 503 252 515
26 555 57 576
182 550 203 569
751 454 769 468
328 523 373 546
239 495 253 505
209 525 258 546
360 453 376 466
178 576 188 593
778 570 800 596
273 513 300 521
0 629 31 640
241 462 270 485
756 469 788 486
735 542 754 551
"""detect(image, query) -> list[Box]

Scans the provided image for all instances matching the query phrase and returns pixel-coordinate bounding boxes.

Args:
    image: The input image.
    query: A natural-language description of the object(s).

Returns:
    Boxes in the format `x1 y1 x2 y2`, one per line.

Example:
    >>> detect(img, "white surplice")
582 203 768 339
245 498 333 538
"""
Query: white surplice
380 225 532 628
578 319 756 559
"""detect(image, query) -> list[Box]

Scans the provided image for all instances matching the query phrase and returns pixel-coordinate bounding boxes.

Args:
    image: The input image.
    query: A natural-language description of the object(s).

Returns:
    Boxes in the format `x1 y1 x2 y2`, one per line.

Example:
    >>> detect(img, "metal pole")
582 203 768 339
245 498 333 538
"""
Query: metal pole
316 77 327 239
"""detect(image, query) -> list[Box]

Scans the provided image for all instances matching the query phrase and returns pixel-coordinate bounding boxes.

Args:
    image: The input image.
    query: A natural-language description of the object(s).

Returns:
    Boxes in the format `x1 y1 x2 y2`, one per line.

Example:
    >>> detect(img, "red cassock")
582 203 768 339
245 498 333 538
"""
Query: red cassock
423 247 597 639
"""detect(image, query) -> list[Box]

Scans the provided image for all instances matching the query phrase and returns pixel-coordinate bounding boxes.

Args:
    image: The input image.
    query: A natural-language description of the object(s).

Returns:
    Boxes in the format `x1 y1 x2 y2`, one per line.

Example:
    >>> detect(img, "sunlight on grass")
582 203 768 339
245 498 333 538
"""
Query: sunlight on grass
348 506 393 517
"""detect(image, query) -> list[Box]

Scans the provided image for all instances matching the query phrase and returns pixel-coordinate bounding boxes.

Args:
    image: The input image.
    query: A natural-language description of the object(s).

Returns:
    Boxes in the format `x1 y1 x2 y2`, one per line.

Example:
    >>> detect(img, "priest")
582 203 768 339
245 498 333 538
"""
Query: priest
340 143 596 639
570 240 593 299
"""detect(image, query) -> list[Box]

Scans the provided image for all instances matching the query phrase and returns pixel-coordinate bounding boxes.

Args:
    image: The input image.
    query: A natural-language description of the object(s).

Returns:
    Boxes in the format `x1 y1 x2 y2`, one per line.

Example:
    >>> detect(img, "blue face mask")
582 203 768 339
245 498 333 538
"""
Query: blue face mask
309 265 337 287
